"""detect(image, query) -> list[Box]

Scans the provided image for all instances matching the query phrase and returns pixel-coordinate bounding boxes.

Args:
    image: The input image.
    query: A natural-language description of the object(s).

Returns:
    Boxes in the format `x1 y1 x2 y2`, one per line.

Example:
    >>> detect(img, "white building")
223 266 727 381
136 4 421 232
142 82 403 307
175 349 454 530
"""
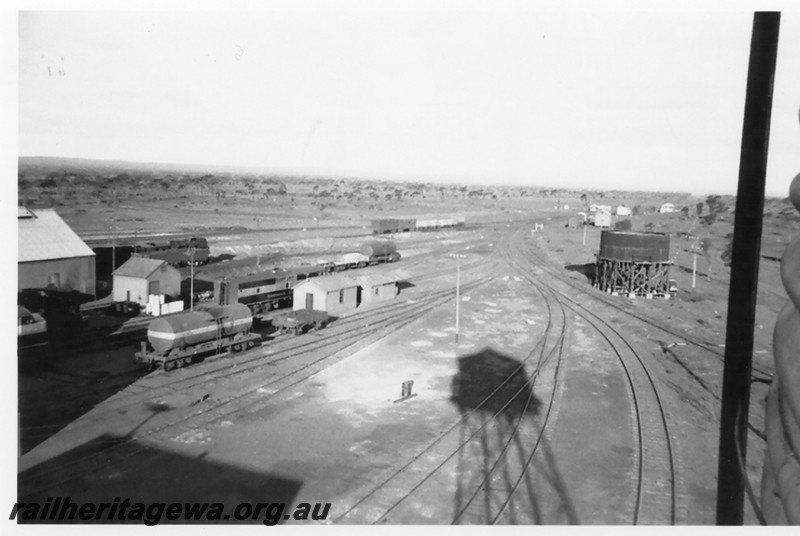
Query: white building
590 204 612 213
659 203 676 214
616 206 632 217
292 275 360 315
594 211 612 228
355 273 400 304
18 207 96 296
113 257 181 306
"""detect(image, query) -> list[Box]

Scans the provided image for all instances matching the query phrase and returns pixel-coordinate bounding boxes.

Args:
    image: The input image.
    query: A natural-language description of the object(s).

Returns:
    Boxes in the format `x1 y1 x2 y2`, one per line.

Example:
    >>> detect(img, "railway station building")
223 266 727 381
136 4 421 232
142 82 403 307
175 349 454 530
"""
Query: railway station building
112 257 181 306
292 275 359 315
17 207 96 296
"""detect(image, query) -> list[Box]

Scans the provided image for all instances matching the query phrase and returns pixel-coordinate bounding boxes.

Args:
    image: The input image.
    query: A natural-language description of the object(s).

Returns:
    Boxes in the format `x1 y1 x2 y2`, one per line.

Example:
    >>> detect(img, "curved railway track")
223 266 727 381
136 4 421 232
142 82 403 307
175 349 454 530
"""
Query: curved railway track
334 227 680 525
527 233 773 380
505 229 678 525
333 246 569 524
19 259 501 500
523 229 769 441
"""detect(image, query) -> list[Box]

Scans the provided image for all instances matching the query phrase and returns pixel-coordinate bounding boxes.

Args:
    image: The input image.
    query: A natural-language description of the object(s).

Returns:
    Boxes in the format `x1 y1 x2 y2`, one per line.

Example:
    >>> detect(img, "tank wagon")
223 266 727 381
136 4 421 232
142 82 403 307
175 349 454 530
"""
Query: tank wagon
135 303 261 370
594 231 674 298
133 236 209 267
371 218 416 235
360 241 401 264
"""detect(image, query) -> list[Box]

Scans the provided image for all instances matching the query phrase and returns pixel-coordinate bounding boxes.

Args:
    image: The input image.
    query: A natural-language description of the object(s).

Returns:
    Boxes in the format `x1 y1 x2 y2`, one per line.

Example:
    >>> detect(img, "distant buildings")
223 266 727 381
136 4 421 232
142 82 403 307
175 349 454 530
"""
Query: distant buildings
594 211 612 228
616 206 632 217
659 203 676 214
18 207 96 296
590 204 612 214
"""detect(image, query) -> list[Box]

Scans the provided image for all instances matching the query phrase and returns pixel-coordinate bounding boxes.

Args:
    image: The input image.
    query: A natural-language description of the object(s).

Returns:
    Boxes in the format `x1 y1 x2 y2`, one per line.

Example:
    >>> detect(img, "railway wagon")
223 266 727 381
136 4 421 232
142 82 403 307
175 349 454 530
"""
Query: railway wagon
415 216 465 231
17 306 48 350
317 252 370 273
371 218 416 235
271 309 329 336
133 237 210 267
360 241 401 264
135 303 261 370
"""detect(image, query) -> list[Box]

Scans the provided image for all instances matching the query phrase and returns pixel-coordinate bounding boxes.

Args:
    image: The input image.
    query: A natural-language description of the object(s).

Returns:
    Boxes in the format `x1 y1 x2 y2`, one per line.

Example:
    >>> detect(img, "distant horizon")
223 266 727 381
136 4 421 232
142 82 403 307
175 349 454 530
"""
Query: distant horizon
17 9 800 199
17 153 791 199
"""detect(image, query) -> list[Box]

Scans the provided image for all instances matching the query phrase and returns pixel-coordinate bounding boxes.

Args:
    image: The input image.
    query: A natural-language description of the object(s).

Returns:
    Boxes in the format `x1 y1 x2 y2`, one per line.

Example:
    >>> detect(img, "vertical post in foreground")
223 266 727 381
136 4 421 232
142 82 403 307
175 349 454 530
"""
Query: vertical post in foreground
716 11 780 525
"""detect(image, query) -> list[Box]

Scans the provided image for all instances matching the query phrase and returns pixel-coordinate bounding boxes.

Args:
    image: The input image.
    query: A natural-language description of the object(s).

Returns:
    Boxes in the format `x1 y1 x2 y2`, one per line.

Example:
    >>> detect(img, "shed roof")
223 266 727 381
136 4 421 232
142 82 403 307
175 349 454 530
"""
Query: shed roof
113 257 170 278
294 274 358 292
355 273 401 287
18 208 95 263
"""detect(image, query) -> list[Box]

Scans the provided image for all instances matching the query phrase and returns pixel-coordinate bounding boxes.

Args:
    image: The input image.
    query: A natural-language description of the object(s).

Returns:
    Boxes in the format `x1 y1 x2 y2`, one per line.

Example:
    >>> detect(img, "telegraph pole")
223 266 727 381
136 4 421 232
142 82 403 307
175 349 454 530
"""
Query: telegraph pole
188 247 196 312
111 218 116 273
450 253 467 343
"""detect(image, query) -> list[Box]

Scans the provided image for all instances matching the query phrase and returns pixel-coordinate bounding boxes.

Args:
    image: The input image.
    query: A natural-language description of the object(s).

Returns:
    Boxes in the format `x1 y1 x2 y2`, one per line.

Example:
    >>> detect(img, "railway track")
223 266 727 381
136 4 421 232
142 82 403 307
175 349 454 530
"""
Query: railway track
19 242 498 454
333 247 569 524
527 233 773 380
507 229 679 524
522 229 769 440
19 257 501 501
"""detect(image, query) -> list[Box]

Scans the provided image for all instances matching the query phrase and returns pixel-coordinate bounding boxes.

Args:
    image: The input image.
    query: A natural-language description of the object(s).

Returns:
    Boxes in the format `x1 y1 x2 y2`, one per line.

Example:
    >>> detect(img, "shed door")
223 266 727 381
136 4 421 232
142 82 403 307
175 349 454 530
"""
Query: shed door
305 293 314 310
148 280 160 295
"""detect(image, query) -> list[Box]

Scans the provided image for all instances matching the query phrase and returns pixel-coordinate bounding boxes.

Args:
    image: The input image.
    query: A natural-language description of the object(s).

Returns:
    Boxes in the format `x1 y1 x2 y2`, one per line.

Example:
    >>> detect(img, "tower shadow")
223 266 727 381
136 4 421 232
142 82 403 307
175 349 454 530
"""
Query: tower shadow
449 347 578 525
18 405 304 525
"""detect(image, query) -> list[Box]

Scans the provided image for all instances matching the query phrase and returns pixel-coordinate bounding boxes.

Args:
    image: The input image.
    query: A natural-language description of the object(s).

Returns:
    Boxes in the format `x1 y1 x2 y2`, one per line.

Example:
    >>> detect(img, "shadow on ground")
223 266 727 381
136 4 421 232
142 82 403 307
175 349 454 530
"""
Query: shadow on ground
564 263 596 283
18 407 304 525
449 347 579 524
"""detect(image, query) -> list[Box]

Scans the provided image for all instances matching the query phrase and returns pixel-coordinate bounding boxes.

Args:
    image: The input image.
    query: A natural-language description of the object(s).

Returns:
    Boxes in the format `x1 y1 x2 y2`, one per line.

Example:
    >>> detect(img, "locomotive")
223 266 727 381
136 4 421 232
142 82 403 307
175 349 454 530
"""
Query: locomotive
212 241 401 313
134 303 261 370
132 236 210 267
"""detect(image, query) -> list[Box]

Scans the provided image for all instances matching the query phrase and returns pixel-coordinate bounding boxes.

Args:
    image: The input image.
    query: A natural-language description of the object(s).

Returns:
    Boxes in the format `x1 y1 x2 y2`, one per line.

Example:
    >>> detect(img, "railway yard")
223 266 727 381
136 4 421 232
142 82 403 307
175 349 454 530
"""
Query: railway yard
15 192 792 525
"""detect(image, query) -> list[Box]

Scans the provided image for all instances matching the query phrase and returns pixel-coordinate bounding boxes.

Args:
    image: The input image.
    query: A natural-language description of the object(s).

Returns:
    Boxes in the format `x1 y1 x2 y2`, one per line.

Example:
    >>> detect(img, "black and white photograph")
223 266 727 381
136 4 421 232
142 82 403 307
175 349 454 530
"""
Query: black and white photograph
6 0 800 527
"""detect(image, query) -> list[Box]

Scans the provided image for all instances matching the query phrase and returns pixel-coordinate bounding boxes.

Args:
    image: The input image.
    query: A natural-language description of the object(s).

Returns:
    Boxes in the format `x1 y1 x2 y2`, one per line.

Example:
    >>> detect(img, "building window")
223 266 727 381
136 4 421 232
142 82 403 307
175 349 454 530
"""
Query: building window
339 289 344 303
374 287 379 296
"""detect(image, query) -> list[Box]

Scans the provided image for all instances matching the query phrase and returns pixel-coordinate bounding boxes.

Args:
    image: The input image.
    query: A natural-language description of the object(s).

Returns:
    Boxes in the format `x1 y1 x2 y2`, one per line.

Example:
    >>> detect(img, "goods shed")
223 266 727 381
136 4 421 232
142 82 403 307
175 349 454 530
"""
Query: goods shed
17 207 96 296
292 275 359 315
355 273 400 304
113 257 181 306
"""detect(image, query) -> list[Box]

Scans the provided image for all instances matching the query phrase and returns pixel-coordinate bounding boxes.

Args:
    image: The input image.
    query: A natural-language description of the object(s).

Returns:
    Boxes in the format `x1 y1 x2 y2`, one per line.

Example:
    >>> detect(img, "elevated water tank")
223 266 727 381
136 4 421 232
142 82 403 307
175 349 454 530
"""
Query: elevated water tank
599 231 671 263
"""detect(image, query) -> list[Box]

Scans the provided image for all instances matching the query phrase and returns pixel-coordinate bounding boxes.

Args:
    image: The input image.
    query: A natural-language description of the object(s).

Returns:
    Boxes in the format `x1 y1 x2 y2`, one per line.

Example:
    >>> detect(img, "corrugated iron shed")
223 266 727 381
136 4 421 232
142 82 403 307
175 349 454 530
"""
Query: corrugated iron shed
18 208 95 262
113 257 168 278
294 274 358 292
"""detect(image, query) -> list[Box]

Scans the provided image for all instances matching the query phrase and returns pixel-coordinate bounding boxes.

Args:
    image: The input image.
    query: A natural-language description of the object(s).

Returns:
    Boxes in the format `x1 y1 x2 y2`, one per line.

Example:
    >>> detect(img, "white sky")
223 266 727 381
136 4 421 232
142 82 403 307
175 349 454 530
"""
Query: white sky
10 1 800 196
